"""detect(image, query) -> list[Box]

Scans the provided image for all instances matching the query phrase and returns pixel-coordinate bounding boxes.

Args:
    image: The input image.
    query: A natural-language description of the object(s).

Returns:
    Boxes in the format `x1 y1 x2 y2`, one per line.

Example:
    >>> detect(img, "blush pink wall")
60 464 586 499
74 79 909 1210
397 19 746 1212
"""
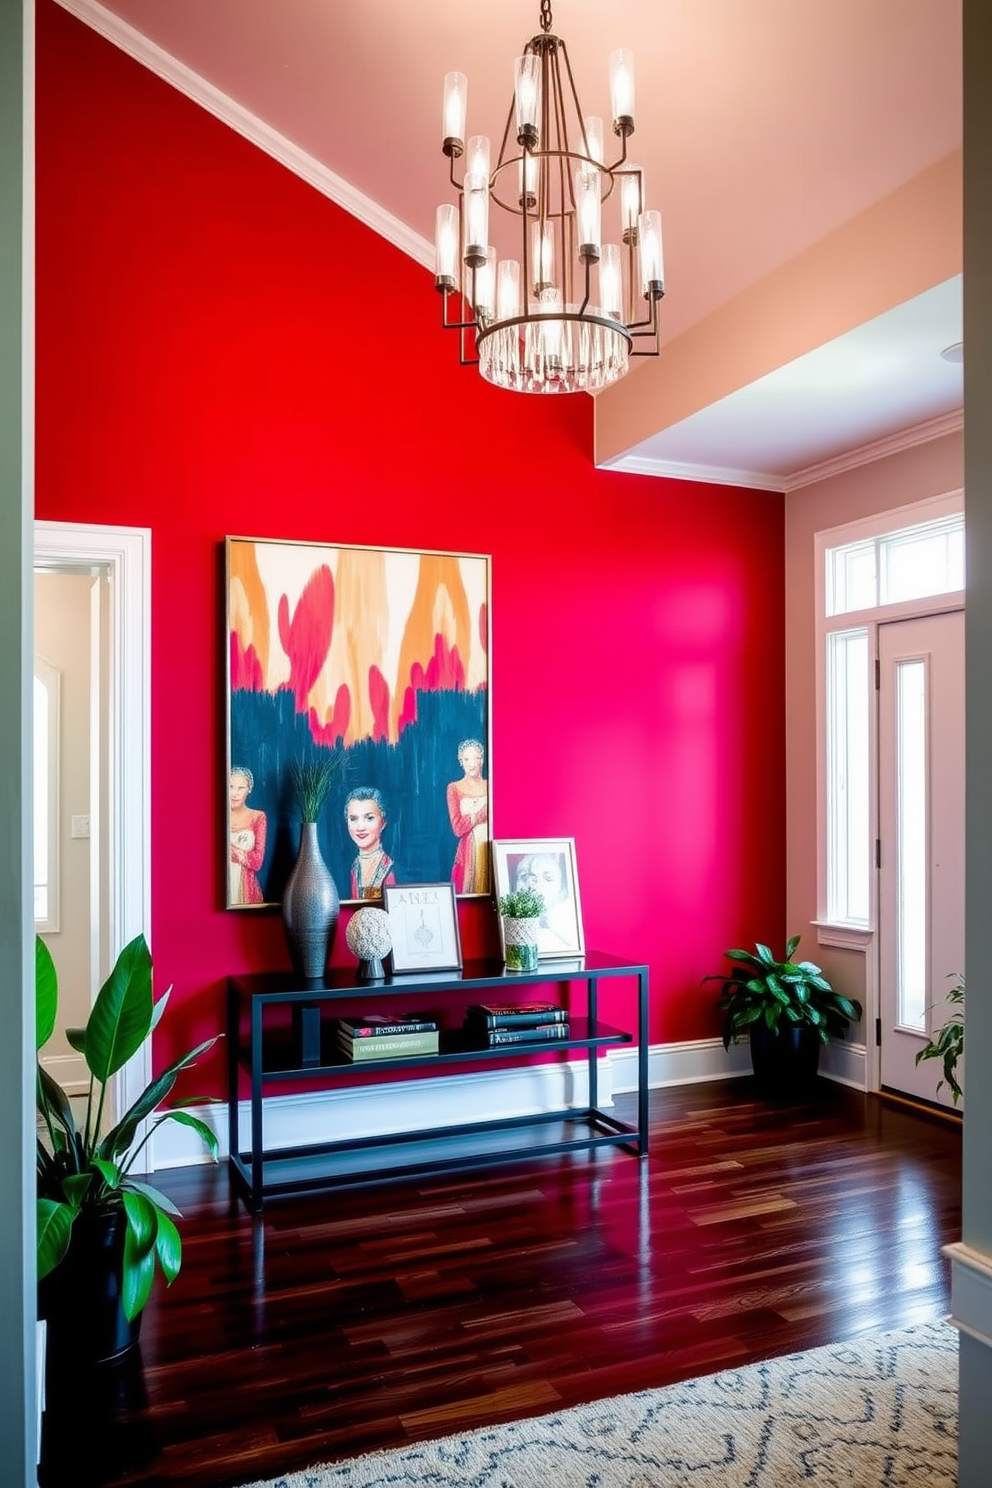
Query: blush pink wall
785 431 964 1028
34 0 786 1091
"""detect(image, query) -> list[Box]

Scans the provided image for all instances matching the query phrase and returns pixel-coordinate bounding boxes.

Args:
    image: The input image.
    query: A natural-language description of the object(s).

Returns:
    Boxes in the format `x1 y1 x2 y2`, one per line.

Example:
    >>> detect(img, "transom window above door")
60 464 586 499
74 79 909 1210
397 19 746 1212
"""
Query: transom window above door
826 513 964 618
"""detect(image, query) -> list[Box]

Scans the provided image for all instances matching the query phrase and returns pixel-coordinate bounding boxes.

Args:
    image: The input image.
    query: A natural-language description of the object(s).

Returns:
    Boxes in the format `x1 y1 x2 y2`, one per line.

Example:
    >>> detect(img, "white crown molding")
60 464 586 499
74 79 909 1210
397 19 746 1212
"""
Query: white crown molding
600 410 964 495
598 454 785 491
783 409 964 491
52 0 434 272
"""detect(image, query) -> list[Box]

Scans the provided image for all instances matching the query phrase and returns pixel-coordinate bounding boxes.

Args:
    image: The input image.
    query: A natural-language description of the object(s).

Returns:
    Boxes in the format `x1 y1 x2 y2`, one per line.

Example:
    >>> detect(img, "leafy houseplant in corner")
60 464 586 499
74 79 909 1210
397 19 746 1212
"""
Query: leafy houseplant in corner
37 933 219 1364
282 750 346 979
915 976 964 1106
498 888 544 972
706 936 863 1096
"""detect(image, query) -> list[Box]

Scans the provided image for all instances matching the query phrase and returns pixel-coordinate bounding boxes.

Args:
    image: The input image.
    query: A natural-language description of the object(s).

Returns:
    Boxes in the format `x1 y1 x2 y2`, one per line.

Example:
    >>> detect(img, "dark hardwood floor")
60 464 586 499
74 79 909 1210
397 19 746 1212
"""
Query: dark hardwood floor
39 1078 962 1488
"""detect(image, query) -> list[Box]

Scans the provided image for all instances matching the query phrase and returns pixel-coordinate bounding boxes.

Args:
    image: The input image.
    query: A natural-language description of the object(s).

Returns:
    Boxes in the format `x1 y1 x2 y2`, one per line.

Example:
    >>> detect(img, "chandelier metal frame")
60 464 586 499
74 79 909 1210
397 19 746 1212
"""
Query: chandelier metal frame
434 0 665 394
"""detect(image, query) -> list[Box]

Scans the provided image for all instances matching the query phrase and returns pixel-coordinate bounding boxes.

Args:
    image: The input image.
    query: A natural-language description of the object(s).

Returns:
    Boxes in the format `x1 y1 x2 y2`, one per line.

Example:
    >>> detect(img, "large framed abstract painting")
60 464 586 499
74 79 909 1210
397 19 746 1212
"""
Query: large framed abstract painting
226 537 491 909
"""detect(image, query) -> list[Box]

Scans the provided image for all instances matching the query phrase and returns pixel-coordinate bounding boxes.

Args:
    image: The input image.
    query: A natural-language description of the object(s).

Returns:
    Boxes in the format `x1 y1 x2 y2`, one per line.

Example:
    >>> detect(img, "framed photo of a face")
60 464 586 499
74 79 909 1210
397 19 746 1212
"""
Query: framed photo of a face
383 882 463 974
491 838 585 959
225 537 491 909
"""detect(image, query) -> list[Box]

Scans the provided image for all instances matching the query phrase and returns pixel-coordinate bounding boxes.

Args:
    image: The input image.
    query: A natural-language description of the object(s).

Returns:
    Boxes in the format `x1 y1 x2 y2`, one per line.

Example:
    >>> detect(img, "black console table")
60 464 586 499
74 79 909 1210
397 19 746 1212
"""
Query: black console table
227 951 649 1212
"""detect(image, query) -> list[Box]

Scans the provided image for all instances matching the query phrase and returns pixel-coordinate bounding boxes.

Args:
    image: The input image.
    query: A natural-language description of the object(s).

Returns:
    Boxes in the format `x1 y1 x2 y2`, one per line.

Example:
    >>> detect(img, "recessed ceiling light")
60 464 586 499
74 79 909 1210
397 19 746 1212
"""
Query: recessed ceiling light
941 341 964 363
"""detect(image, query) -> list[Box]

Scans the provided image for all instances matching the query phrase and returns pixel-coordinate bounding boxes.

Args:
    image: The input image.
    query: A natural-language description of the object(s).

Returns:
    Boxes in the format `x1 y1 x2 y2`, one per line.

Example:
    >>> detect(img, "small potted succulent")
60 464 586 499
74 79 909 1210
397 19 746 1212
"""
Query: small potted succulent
706 936 863 1095
36 933 219 1363
915 976 964 1105
498 888 544 972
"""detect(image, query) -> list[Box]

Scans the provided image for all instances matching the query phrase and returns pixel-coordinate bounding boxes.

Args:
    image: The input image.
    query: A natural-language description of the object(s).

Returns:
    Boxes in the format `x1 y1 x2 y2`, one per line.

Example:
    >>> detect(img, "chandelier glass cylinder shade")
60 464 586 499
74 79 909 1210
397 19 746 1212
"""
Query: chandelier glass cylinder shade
434 3 664 395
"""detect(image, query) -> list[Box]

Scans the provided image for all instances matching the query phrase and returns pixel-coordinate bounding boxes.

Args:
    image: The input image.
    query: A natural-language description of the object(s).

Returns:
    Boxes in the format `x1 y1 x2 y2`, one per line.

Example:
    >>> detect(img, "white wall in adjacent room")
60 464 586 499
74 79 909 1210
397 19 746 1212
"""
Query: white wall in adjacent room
35 570 95 1090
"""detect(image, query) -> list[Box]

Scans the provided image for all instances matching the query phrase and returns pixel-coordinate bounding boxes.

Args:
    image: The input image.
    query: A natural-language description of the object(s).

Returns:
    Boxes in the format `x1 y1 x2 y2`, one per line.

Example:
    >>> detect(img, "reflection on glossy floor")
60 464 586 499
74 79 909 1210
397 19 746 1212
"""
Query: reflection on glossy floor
39 1078 962 1488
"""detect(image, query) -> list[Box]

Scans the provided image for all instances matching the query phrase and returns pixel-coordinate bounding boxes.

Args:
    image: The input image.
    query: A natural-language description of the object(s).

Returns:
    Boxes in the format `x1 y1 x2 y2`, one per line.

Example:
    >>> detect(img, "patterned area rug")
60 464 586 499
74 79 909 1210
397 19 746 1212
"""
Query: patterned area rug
242 1319 958 1488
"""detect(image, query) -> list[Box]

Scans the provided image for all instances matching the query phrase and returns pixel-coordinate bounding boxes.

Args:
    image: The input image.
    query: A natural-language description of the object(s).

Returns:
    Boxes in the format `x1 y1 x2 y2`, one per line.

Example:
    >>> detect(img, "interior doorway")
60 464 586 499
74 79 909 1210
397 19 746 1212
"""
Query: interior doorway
34 569 103 1096
33 523 152 1155
877 608 965 1107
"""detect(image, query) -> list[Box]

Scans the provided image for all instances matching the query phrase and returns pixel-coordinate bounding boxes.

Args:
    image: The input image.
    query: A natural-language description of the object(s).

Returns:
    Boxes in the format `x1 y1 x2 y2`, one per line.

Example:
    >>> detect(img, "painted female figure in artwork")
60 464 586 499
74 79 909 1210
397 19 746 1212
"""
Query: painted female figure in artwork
346 787 397 901
446 738 489 894
229 766 267 906
514 851 571 952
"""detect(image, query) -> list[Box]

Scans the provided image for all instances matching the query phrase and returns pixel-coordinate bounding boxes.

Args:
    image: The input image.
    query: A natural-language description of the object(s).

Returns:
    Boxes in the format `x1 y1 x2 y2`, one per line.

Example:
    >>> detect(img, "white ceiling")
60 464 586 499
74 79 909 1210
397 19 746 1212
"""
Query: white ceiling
56 0 963 489
608 276 964 489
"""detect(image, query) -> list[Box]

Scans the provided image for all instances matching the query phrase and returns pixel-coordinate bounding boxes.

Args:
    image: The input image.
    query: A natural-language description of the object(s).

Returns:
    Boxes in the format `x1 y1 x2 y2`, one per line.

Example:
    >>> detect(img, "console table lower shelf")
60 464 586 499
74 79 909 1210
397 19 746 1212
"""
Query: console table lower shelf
228 1105 640 1208
227 953 649 1212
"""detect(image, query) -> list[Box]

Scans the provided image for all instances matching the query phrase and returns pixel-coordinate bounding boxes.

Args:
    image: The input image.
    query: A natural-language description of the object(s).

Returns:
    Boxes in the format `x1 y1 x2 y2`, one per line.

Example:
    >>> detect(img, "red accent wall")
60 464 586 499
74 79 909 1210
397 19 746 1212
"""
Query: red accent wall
34 0 785 1086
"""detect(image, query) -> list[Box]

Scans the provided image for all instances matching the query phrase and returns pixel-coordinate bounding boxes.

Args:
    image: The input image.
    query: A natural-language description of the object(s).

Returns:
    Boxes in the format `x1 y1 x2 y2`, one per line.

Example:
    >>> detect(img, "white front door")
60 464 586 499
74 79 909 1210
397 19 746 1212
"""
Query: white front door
877 609 964 1106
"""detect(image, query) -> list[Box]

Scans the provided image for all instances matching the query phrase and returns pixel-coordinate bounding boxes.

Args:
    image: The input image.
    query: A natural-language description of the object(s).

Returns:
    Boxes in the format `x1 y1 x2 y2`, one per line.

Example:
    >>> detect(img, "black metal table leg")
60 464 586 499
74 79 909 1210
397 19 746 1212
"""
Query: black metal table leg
638 967 649 1155
588 975 599 1112
227 980 239 1179
250 995 265 1211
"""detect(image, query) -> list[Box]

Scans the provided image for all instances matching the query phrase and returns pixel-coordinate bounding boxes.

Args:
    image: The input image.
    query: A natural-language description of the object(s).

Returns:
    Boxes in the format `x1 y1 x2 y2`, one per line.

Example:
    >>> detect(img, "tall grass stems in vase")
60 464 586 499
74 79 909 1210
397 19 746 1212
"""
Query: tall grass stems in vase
290 748 346 823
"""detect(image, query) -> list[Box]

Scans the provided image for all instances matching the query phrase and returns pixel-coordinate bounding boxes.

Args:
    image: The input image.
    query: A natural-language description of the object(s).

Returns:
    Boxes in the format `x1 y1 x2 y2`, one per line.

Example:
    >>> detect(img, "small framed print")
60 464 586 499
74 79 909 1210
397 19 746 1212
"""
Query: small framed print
384 882 463 974
492 838 585 959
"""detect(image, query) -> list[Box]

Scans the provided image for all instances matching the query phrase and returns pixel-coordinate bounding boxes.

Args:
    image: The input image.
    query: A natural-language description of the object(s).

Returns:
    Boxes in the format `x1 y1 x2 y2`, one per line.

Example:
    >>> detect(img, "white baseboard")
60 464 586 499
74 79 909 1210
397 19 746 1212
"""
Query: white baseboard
610 1036 752 1092
152 1034 865 1170
153 1055 614 1168
610 1034 867 1094
40 1052 89 1096
152 1037 755 1169
817 1036 867 1089
152 1035 867 1171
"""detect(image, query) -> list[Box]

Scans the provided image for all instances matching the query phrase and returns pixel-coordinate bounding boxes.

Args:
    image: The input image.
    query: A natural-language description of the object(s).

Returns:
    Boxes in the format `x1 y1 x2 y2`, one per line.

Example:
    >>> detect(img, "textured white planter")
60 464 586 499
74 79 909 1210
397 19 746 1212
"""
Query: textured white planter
502 915 539 971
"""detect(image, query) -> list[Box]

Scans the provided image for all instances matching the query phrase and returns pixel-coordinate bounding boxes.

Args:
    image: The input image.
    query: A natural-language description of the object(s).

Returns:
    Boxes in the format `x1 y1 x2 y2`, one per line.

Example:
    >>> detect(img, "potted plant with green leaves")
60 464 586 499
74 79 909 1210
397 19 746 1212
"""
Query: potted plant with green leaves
282 750 347 978
498 888 544 972
36 933 219 1363
706 936 863 1094
915 976 964 1106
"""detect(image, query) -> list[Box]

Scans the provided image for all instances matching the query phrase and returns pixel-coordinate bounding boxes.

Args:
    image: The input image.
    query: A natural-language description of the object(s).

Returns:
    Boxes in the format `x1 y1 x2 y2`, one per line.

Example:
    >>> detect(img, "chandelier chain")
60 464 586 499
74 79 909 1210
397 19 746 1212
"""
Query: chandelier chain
539 0 553 35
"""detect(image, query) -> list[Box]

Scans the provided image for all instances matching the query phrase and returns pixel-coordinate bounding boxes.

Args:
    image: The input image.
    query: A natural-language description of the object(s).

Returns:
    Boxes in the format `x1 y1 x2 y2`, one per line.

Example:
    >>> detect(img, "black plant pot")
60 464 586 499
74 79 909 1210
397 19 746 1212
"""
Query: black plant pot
749 1021 821 1097
38 1208 142 1366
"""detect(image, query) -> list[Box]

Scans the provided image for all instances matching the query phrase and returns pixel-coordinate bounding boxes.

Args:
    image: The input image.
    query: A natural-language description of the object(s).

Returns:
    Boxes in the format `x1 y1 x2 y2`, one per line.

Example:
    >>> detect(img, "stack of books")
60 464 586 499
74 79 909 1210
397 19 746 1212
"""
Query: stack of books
464 1001 570 1046
336 1013 440 1062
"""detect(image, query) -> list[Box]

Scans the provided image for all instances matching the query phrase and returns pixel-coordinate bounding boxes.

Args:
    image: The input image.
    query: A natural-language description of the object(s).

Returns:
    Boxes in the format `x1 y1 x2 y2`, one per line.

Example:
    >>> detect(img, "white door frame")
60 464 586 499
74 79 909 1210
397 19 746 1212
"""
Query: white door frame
813 490 964 1096
33 521 153 1162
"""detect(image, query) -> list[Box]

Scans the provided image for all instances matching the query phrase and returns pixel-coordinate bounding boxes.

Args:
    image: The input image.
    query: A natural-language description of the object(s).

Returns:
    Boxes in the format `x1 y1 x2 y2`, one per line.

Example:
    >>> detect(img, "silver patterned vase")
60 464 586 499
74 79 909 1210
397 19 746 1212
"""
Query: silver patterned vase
282 821 340 979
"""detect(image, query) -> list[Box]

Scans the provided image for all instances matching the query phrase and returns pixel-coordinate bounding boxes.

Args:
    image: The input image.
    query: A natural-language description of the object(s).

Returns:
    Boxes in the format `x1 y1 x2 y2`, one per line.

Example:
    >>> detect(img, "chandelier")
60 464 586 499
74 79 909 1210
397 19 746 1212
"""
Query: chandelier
434 0 664 395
